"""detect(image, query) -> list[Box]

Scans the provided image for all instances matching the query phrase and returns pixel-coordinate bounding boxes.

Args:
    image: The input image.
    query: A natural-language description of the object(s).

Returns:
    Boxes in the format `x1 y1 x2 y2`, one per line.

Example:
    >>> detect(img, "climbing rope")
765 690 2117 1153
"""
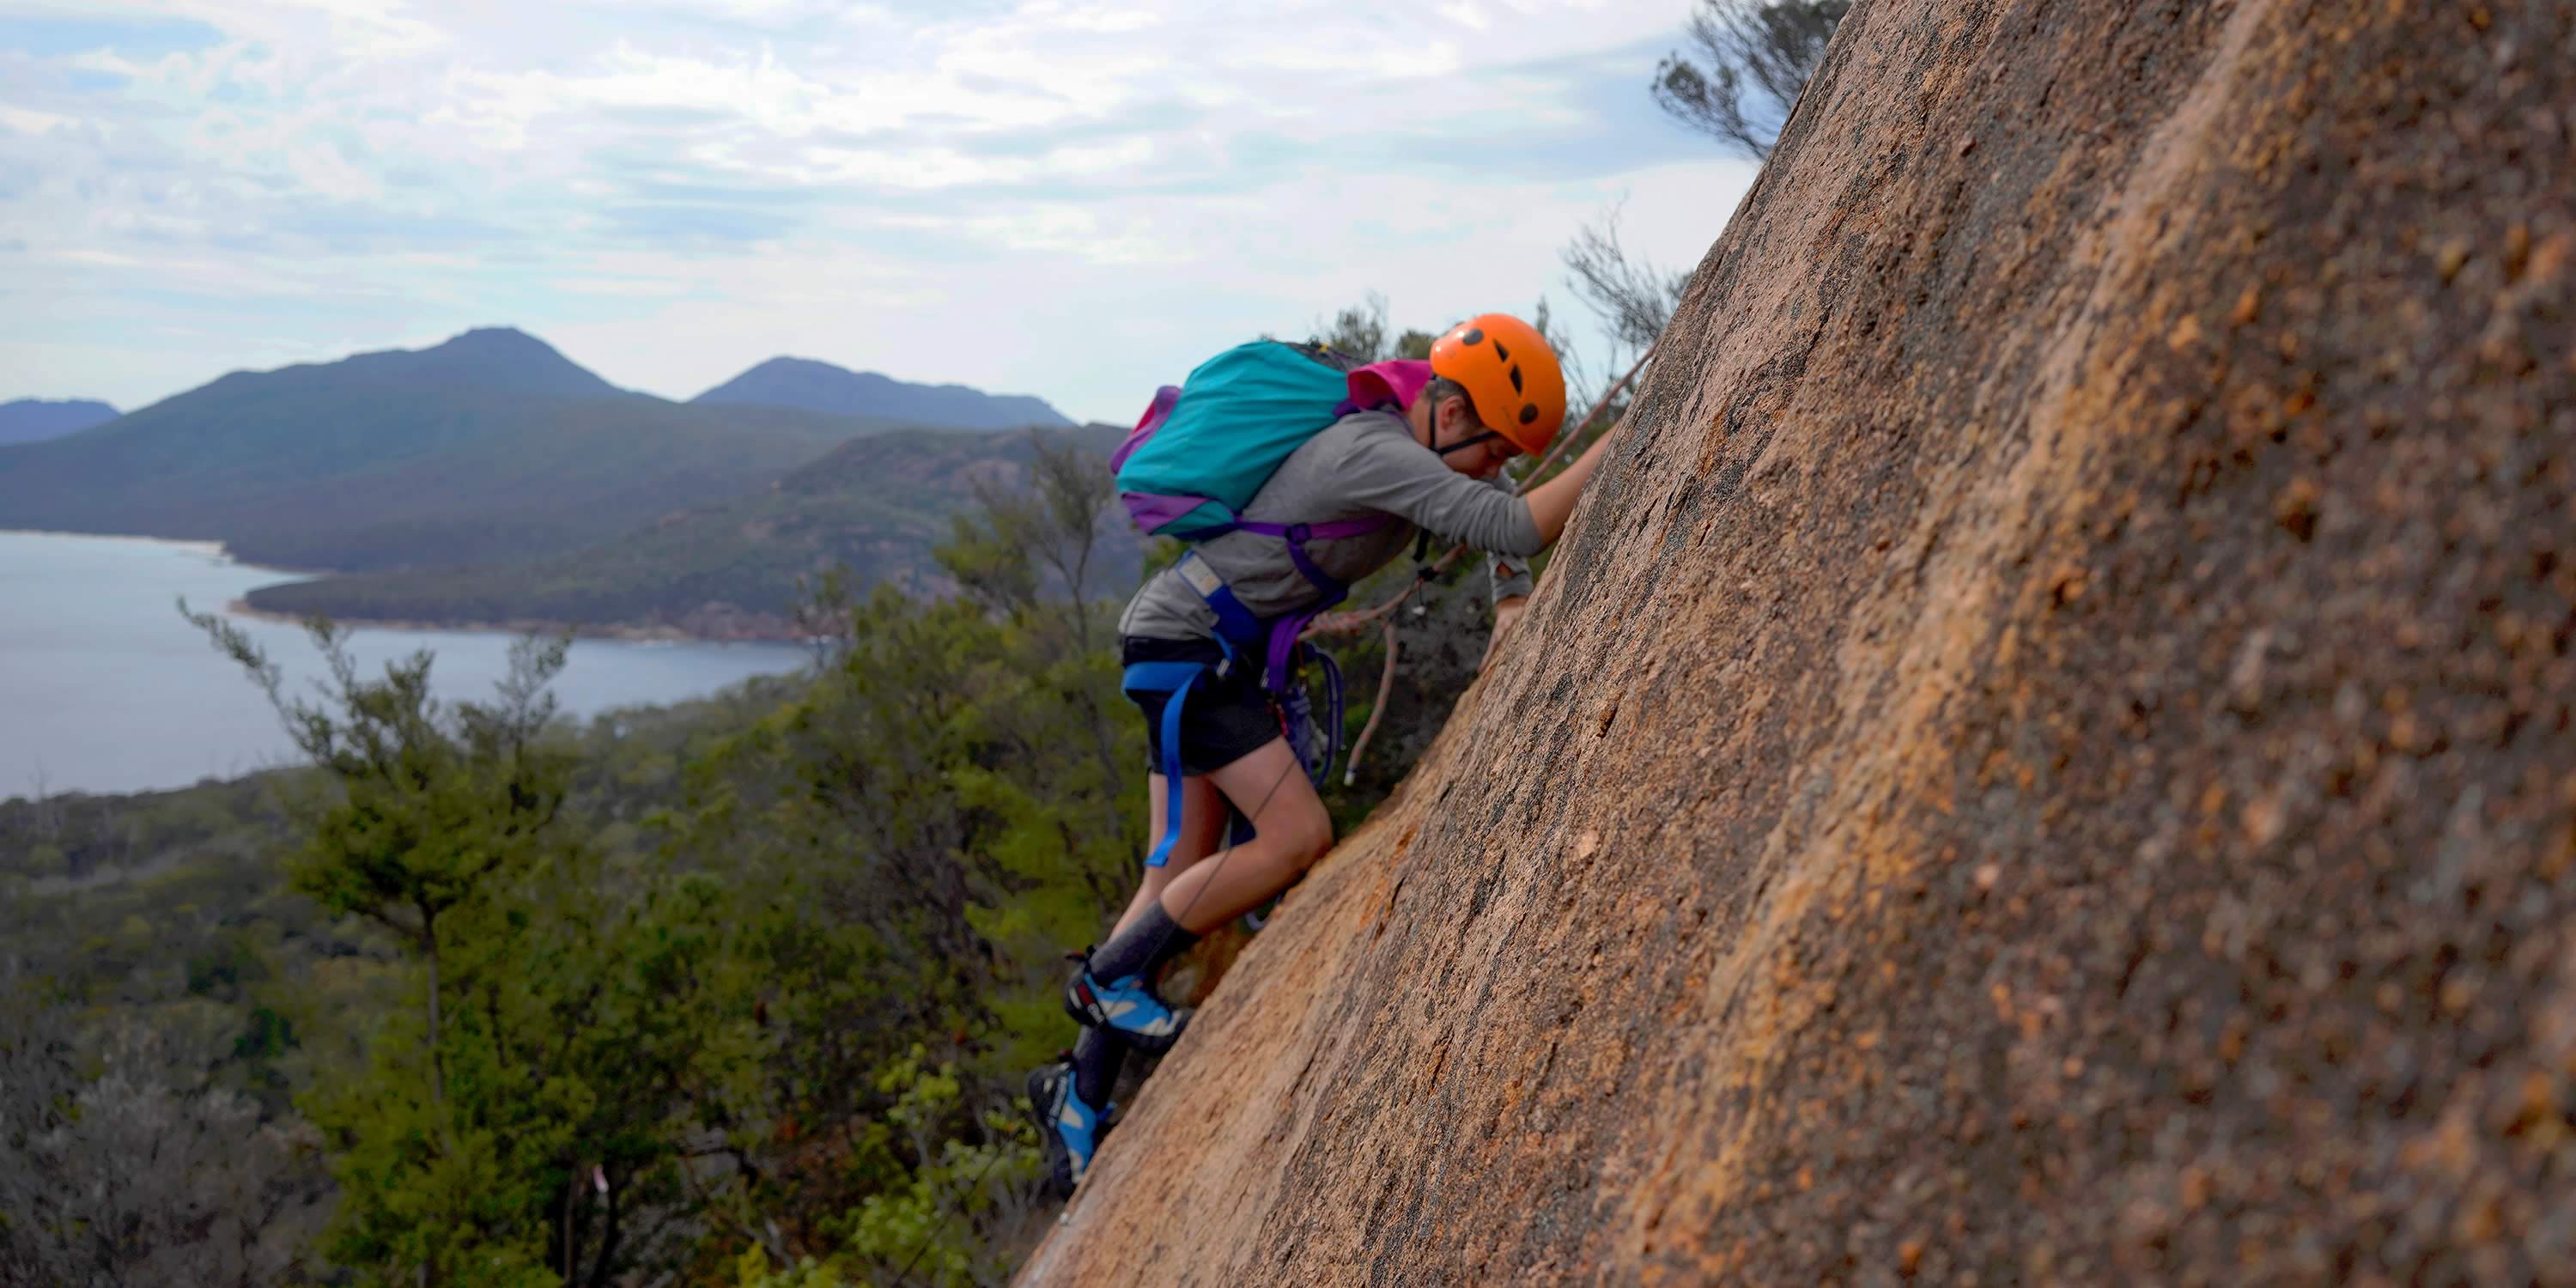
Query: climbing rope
1335 622 1400 786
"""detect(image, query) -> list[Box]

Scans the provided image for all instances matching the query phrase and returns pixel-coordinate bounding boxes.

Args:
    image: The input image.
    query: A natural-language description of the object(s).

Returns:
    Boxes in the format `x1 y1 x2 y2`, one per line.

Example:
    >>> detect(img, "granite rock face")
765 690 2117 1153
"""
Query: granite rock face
1024 0 2576 1282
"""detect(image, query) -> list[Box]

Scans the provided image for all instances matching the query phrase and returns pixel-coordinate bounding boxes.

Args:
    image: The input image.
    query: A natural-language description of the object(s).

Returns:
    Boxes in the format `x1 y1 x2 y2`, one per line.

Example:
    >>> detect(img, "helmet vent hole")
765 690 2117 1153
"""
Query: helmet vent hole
1520 404 1540 426
1510 365 1524 393
1461 328 1485 345
1493 341 1511 361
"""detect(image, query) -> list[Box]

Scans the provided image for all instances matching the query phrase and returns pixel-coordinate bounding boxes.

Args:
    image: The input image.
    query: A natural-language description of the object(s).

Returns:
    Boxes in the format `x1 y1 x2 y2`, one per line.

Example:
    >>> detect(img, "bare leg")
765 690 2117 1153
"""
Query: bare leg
1111 772 1228 938
1154 738 1334 934
1069 772 1230 1107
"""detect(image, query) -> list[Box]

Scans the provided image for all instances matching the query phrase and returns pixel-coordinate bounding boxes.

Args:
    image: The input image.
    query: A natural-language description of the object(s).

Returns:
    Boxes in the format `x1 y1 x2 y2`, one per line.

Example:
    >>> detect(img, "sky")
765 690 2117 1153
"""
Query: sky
0 0 1757 424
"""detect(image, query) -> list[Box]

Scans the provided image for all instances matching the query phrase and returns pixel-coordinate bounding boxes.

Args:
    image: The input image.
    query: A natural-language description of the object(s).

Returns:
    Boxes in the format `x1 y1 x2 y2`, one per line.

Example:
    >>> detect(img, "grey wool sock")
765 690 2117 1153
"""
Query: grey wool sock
1086 900 1200 985
1072 1028 1124 1109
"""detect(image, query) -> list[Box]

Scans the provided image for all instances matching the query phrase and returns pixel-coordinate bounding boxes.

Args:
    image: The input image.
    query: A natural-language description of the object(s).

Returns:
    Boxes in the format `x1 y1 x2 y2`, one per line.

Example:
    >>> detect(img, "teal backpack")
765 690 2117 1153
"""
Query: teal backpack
1110 339 1366 536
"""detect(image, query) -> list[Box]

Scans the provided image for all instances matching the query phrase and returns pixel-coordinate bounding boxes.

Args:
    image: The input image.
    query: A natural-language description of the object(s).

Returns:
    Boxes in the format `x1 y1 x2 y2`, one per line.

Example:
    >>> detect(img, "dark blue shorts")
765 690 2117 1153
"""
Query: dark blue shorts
1123 635 1281 777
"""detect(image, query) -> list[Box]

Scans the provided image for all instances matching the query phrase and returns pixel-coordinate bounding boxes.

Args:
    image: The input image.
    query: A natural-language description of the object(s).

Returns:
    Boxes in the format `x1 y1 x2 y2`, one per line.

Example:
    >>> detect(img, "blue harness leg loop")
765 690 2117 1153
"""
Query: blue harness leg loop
1177 552 1267 653
1123 660 1210 869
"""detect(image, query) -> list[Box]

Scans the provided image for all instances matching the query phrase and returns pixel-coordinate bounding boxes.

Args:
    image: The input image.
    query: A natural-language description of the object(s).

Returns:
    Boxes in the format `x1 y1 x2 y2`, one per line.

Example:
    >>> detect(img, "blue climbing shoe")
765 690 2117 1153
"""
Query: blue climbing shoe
1027 1061 1107 1198
1063 962 1191 1054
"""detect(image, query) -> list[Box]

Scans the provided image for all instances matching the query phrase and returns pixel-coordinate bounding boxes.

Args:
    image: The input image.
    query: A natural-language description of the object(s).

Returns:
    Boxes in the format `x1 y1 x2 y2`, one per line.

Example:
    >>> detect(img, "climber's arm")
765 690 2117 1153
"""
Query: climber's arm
1479 424 1619 666
1517 422 1618 547
1338 420 1545 556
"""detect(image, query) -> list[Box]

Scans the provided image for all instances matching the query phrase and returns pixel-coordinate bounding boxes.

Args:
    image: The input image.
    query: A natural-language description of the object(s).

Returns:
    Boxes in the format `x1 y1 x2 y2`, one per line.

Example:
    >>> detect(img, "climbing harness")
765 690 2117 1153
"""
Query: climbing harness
1121 541 1368 865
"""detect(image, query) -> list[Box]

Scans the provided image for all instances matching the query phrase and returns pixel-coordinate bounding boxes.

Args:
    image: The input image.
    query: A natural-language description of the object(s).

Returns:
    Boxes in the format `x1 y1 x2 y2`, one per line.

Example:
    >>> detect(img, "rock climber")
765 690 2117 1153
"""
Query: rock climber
1029 313 1620 1195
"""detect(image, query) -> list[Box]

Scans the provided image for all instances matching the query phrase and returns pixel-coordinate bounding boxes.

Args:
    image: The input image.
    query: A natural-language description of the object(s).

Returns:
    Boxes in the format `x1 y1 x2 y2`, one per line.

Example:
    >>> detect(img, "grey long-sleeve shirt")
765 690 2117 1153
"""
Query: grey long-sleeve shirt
1118 408 1545 643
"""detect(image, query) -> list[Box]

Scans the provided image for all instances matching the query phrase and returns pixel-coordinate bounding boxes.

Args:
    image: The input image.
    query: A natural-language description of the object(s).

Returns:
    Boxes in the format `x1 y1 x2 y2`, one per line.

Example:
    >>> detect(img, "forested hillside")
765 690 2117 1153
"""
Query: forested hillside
243 426 1141 637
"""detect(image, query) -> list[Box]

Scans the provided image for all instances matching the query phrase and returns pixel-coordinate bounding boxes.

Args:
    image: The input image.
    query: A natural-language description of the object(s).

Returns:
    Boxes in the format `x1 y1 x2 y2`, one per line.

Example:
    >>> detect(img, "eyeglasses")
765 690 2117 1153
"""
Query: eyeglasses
1437 429 1519 462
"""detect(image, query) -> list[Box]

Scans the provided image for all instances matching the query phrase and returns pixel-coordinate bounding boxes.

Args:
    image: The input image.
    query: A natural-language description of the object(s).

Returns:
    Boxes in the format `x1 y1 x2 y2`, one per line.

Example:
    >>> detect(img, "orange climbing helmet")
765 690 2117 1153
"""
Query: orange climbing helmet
1428 313 1566 457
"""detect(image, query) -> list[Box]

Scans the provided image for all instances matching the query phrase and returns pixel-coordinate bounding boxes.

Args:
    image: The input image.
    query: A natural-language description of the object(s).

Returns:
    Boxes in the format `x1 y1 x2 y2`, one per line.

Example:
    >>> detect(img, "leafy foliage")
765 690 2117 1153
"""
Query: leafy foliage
173 614 752 1284
0 993 332 1285
726 1049 1046 1288
1652 0 1850 161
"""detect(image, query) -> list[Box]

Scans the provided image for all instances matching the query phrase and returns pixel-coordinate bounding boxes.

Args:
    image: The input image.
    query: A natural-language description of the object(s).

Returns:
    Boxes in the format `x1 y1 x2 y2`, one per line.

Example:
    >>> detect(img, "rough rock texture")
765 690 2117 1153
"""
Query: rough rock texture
1025 0 2576 1283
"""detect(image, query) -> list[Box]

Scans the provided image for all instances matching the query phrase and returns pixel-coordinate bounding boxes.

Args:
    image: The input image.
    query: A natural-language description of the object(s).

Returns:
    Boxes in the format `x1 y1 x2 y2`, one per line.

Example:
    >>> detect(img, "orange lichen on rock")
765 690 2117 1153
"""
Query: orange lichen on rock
1021 0 2576 1283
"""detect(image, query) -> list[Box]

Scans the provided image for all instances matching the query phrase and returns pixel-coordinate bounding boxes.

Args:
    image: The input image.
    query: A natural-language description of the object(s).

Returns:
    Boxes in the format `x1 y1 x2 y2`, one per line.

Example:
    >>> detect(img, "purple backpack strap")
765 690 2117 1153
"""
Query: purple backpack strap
1258 611 1309 693
1233 517 1392 616
1224 514 1394 691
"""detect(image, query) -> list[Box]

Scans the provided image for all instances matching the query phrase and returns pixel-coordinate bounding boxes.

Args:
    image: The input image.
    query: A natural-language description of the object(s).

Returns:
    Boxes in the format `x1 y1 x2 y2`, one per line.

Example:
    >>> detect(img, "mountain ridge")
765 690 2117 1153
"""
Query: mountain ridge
0 328 917 573
135 327 623 416
0 398 119 446
694 355 1072 429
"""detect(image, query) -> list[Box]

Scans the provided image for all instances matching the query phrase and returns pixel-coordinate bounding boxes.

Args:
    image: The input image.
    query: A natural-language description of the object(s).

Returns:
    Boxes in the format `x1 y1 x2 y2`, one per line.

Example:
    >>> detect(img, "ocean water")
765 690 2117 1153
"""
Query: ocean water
0 531 806 798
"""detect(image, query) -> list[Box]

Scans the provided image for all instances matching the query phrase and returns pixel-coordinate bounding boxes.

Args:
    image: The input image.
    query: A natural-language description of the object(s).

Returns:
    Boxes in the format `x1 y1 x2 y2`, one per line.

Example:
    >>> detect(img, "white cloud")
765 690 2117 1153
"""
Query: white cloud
0 0 1742 417
0 102 76 131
